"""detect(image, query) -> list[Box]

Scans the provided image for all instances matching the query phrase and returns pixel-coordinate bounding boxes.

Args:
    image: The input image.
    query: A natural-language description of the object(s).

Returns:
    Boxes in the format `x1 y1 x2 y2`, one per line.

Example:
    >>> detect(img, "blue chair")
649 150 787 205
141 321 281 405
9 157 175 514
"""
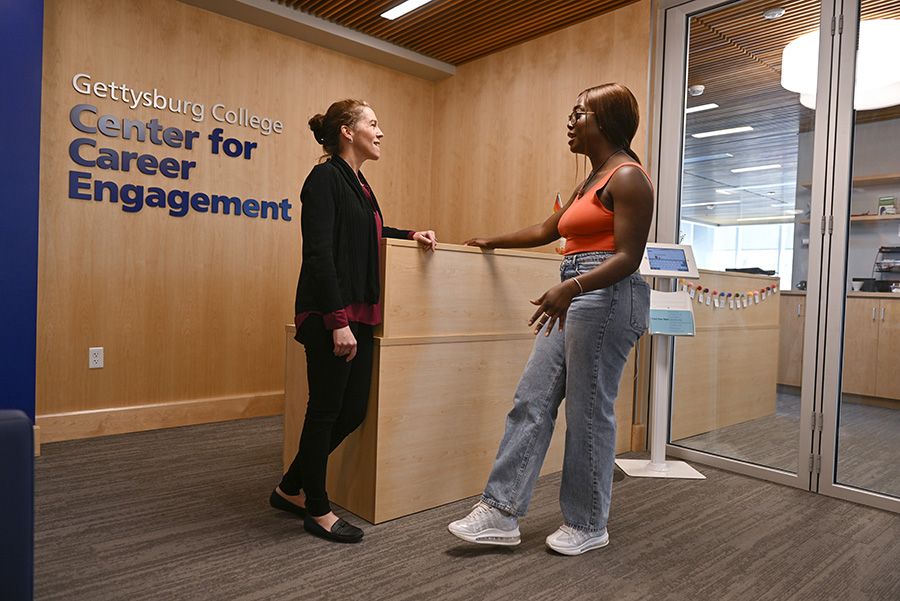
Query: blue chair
0 410 34 600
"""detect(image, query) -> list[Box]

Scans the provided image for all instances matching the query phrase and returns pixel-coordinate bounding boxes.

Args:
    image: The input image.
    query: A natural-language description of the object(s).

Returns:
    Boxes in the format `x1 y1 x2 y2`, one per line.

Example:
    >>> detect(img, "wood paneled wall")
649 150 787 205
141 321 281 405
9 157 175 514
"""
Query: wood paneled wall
37 0 433 440
429 0 652 246
36 0 652 441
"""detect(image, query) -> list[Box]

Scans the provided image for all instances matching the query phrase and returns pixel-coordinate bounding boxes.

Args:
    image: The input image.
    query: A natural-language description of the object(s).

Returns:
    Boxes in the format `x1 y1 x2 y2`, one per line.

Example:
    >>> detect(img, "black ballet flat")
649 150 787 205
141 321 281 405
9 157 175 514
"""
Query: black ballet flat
269 489 306 518
303 514 364 543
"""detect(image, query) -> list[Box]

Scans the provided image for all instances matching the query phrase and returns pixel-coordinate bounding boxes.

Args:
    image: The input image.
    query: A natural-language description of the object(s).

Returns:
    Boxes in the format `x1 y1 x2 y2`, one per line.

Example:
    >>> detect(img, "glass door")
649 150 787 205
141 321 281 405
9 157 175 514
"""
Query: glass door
652 0 836 488
655 0 900 513
818 0 900 512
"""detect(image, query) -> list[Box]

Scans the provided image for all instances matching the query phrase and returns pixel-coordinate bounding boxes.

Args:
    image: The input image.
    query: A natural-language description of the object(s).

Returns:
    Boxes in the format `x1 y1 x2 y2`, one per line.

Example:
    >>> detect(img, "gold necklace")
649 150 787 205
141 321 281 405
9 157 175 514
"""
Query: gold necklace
577 149 624 197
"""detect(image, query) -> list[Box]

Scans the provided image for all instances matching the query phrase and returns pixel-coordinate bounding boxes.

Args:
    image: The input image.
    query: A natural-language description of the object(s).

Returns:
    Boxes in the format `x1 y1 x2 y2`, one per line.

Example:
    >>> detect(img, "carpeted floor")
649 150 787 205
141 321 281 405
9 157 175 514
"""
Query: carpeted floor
676 390 900 498
34 415 900 601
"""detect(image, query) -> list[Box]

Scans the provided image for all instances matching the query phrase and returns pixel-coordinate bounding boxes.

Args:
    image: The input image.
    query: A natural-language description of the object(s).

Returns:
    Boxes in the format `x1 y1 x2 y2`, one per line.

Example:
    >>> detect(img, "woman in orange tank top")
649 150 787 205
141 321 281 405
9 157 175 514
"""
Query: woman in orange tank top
449 83 653 555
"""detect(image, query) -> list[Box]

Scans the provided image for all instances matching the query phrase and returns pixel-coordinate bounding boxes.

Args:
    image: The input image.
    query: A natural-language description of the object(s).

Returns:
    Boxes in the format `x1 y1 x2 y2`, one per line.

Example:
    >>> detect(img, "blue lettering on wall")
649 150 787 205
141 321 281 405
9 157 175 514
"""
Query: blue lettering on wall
67 102 290 222
71 104 201 148
207 128 257 159
67 170 292 220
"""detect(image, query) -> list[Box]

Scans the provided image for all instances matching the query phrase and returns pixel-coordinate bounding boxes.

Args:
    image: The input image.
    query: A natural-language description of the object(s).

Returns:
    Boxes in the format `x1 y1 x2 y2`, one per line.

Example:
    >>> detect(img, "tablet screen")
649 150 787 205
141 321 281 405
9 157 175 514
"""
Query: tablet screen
639 243 699 279
646 247 689 272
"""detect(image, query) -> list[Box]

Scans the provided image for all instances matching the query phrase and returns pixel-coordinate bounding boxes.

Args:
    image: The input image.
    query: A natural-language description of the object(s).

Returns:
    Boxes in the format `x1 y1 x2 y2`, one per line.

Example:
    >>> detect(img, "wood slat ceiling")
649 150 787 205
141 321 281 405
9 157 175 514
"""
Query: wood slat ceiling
273 0 641 65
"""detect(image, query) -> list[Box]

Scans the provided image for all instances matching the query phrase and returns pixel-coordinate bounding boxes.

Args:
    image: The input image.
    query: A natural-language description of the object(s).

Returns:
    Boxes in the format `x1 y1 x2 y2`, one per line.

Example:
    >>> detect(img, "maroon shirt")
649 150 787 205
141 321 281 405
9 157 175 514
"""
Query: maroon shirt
295 183 413 331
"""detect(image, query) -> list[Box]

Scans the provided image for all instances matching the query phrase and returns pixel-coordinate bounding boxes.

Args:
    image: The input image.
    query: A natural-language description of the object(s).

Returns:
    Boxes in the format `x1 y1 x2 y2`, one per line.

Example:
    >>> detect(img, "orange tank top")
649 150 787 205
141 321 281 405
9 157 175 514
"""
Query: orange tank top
557 162 650 254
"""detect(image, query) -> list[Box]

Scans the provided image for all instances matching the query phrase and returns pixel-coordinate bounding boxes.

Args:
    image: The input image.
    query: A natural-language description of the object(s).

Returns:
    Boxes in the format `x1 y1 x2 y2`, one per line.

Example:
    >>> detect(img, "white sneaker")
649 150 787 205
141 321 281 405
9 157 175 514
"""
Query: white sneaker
545 525 609 555
448 501 521 546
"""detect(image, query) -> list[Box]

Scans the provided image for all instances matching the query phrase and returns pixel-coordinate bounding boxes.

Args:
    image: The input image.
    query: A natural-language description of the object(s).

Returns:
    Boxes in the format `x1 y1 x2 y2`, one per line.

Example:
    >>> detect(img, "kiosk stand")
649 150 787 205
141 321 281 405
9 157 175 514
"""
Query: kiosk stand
616 243 705 480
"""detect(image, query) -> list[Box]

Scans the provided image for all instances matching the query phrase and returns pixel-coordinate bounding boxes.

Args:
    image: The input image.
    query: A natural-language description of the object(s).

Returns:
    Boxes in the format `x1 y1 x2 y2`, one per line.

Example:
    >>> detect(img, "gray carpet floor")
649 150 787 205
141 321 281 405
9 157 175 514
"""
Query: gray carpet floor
34 415 900 601
676 391 900 498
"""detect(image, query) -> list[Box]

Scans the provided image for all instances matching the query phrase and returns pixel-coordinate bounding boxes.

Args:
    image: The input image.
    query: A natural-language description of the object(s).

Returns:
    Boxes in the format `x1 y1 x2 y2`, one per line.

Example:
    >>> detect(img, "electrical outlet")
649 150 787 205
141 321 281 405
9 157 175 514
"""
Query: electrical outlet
89 347 104 369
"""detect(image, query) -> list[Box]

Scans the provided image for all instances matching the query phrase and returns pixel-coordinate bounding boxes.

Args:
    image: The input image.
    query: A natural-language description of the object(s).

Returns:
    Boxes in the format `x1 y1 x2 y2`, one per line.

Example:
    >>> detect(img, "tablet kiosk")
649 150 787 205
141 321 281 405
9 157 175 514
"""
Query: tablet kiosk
639 243 699 279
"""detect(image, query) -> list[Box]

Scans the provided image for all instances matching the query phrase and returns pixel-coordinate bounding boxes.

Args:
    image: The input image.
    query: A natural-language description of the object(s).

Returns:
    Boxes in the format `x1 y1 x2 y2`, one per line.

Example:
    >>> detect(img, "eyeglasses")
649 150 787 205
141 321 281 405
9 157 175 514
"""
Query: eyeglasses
568 110 595 123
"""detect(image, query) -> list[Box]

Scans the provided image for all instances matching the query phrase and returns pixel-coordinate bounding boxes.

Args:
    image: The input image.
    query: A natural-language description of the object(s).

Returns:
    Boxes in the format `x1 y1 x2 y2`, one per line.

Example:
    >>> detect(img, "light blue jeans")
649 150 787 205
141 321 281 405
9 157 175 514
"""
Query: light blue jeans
482 251 650 532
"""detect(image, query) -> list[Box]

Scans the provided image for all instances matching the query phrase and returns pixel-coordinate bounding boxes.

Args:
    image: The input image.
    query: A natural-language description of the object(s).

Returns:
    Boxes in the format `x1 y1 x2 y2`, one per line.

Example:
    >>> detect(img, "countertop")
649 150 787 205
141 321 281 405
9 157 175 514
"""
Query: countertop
782 290 900 298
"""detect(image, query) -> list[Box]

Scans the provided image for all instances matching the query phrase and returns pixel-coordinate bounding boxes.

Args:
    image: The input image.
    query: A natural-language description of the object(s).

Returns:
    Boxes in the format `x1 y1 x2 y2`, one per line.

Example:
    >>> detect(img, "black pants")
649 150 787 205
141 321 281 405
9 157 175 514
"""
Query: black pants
279 316 375 516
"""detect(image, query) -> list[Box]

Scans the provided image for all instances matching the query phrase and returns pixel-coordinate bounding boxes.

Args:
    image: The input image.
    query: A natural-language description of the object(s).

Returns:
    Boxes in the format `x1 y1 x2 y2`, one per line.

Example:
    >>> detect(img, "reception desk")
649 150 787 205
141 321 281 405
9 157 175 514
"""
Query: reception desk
283 239 636 523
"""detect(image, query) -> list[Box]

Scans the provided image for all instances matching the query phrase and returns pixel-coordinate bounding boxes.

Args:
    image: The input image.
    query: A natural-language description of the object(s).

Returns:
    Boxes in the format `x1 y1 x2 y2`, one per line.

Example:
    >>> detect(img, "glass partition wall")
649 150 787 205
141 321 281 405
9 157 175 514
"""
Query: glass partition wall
823 0 900 507
666 0 820 479
655 0 900 512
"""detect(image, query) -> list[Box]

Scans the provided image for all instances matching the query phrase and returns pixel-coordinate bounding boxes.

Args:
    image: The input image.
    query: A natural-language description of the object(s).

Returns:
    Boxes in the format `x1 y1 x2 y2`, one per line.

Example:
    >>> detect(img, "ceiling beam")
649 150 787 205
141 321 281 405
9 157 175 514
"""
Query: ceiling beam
174 0 456 81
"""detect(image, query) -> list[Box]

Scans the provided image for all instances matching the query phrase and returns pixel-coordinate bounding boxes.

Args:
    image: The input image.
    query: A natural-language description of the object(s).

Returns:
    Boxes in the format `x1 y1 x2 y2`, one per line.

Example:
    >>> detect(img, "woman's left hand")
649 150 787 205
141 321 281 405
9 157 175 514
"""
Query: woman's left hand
528 281 578 336
412 230 437 251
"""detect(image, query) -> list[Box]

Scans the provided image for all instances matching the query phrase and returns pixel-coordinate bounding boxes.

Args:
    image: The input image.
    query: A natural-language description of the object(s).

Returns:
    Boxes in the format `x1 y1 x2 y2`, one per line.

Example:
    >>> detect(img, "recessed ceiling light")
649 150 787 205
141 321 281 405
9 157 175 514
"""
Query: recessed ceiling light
682 200 741 207
684 153 733 163
381 0 434 20
731 164 782 173
764 8 786 19
692 126 754 138
716 189 736 195
736 215 795 221
730 182 795 191
685 103 719 114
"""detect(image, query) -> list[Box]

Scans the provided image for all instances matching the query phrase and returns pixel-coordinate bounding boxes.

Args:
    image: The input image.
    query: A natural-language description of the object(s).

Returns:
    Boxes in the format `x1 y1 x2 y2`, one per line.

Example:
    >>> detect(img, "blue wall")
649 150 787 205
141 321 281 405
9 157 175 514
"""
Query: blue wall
0 0 42 422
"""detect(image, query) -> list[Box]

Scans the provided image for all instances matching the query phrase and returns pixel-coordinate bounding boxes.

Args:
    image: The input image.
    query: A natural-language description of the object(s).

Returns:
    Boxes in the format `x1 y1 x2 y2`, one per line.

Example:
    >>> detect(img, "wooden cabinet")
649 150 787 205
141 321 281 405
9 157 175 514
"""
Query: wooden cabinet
876 299 900 399
778 293 900 400
844 296 900 400
842 298 881 396
778 293 806 387
797 176 900 396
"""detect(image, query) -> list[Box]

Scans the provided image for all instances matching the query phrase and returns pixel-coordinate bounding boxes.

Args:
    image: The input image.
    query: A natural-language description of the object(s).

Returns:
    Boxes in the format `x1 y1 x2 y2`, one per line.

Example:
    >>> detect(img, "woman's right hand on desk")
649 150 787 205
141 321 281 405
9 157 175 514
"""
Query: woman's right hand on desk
333 326 357 362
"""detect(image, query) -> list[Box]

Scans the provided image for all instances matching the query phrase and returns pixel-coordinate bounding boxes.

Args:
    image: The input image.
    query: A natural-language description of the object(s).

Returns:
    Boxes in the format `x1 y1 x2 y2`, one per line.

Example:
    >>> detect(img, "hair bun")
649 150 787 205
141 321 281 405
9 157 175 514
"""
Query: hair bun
308 114 326 145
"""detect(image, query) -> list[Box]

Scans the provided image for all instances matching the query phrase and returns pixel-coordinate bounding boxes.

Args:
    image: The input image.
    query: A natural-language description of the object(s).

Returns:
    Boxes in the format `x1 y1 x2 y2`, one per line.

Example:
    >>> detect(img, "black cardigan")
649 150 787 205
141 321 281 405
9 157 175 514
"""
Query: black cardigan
294 155 412 318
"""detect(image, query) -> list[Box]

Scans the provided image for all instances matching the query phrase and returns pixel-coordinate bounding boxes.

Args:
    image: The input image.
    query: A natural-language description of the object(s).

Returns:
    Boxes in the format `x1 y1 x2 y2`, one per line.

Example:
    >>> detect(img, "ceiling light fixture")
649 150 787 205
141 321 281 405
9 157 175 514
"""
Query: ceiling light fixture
764 8 786 19
685 103 719 114
688 85 706 96
730 164 782 173
736 215 795 222
682 200 741 207
730 182 795 191
381 0 434 20
692 126 754 138
781 20 900 110
716 189 735 195
684 153 733 163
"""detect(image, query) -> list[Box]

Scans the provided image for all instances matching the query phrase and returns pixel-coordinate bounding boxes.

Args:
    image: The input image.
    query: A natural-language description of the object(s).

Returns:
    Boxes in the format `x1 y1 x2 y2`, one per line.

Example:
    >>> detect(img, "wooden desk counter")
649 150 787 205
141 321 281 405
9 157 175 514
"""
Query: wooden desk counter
284 240 635 523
